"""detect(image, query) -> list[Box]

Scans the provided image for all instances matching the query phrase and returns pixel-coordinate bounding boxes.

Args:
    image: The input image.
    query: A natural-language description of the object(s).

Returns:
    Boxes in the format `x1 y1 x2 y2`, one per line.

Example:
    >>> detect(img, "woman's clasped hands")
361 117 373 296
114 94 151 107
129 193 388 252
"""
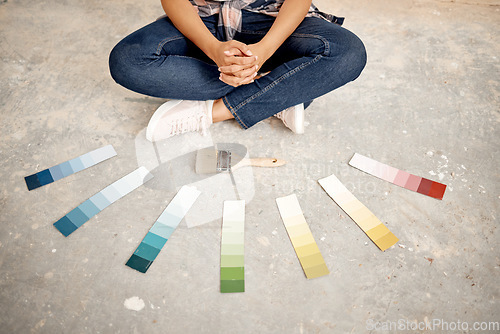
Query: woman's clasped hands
208 40 271 87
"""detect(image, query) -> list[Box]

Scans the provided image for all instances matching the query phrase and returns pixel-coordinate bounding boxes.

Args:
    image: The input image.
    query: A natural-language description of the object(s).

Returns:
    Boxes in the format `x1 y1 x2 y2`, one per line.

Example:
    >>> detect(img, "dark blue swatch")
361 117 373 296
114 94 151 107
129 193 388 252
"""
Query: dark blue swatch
54 216 78 237
37 169 54 185
126 254 153 273
25 174 41 190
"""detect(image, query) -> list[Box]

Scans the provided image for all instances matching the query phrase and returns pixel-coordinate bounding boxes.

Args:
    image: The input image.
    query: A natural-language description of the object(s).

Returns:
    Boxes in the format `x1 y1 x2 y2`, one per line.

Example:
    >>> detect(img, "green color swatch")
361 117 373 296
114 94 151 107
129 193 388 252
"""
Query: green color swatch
220 200 245 293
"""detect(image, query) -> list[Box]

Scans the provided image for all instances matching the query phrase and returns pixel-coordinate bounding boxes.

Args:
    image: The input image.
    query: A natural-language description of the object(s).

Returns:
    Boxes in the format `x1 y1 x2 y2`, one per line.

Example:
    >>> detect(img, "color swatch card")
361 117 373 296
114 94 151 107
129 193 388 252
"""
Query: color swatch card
318 174 398 251
53 167 153 237
276 194 329 279
126 185 201 273
349 153 447 200
220 200 245 293
25 145 117 191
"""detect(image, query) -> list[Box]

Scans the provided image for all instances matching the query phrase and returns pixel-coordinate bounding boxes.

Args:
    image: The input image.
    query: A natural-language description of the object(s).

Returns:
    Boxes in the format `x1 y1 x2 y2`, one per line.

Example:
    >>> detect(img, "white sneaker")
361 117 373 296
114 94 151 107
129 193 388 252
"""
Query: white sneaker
274 103 305 134
146 100 214 142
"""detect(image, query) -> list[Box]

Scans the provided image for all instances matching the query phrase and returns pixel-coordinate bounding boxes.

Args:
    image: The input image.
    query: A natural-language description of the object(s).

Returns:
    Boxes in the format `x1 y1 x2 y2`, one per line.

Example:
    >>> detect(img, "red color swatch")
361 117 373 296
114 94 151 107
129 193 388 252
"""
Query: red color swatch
349 153 447 200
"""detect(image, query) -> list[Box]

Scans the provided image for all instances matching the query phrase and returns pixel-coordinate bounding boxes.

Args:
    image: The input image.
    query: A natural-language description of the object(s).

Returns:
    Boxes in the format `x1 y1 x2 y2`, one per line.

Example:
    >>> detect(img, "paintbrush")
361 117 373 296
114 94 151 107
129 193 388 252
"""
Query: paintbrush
195 147 286 174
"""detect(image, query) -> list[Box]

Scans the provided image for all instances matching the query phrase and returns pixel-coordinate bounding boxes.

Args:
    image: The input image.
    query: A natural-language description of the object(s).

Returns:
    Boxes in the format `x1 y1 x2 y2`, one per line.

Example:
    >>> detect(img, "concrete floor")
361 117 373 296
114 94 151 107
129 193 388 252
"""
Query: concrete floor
1 0 499 333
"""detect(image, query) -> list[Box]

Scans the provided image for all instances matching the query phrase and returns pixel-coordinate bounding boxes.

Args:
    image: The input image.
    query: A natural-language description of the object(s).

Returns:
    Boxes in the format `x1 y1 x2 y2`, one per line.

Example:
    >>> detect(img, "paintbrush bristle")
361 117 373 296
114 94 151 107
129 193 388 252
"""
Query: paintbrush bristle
216 150 231 172
195 148 218 174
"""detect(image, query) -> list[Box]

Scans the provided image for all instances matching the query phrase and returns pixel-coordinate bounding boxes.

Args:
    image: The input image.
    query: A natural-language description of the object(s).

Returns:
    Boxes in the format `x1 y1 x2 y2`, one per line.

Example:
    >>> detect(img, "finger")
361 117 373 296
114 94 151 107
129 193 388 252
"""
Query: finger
229 41 253 57
219 73 246 87
225 55 258 66
232 65 259 79
239 72 258 85
224 47 245 57
219 63 256 74
219 73 238 87
221 71 257 86
219 76 239 88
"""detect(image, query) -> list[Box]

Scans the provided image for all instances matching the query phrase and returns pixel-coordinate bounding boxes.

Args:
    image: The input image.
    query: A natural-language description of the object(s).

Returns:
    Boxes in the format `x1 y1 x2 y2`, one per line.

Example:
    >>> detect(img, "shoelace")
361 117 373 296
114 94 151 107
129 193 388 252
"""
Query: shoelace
169 112 210 136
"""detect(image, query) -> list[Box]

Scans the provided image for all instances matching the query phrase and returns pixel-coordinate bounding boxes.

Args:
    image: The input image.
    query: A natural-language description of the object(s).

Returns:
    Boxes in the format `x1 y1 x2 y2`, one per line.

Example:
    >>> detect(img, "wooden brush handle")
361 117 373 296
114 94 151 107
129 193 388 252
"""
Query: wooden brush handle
233 158 287 170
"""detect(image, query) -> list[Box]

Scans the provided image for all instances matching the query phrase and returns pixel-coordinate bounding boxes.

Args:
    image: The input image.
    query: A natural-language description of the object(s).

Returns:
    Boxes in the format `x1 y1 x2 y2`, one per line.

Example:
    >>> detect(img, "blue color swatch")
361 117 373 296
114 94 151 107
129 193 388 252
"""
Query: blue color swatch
53 167 153 237
24 145 117 191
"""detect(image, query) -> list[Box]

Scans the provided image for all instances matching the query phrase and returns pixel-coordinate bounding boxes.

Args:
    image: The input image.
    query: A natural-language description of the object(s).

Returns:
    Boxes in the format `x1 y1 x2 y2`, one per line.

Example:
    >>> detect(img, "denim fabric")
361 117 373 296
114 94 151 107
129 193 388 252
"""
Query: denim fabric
109 11 366 129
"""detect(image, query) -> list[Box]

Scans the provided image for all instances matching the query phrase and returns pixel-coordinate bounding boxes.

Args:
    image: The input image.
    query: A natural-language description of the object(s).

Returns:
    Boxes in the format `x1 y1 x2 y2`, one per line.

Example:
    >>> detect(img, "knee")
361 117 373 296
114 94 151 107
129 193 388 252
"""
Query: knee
327 28 367 81
108 40 131 86
346 32 367 80
109 35 148 88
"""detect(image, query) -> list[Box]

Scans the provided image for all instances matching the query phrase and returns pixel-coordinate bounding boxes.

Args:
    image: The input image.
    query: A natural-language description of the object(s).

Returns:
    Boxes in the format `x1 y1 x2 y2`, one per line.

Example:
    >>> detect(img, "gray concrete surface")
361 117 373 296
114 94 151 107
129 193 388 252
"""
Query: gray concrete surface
1 0 499 333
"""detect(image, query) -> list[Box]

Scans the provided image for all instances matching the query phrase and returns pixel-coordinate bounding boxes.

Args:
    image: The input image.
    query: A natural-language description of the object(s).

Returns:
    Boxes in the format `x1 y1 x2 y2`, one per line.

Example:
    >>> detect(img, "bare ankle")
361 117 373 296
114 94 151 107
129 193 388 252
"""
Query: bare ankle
212 98 234 123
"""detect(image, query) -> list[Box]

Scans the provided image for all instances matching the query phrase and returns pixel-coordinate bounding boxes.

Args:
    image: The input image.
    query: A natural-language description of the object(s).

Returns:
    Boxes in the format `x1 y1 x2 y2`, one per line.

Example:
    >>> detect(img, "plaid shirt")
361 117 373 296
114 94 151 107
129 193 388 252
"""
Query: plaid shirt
189 0 344 40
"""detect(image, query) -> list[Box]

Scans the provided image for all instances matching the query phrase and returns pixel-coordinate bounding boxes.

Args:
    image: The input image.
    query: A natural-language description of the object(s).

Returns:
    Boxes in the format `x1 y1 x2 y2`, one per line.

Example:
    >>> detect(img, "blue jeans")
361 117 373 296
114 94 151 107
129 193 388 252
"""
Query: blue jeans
109 11 366 129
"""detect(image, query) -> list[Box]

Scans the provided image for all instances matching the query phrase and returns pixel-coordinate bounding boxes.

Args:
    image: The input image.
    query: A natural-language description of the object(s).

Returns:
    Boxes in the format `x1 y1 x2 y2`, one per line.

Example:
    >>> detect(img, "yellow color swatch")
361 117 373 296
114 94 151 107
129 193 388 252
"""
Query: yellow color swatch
318 174 398 251
276 194 329 279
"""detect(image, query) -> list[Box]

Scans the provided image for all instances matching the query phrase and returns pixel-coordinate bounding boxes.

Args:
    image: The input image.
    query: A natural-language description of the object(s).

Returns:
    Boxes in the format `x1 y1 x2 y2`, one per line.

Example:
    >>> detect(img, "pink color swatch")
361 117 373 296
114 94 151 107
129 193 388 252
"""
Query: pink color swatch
349 153 447 200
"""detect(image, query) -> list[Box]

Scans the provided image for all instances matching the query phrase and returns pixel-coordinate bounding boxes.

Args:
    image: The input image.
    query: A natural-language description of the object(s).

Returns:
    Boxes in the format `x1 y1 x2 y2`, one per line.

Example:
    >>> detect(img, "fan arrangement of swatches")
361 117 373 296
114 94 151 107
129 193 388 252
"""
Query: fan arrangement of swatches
25 145 446 293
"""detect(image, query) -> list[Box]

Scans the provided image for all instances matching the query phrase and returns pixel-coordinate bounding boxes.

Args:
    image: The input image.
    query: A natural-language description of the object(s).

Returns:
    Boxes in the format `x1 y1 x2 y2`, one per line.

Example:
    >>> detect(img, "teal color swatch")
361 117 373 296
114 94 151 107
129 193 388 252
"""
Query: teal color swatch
53 167 153 237
126 186 201 273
